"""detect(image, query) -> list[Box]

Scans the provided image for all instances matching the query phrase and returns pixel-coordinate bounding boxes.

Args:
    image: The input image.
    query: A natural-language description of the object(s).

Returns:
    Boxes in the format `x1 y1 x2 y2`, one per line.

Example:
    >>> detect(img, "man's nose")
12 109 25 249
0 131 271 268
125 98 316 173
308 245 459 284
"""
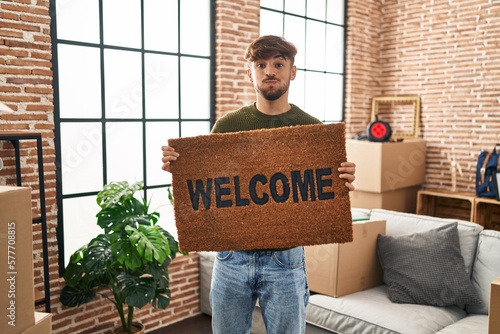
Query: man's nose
264 66 275 76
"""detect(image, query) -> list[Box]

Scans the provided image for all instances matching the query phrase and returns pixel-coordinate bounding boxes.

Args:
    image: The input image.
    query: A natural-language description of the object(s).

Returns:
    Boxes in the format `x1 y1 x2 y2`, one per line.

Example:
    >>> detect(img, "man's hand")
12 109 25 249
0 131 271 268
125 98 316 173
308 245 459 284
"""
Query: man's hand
161 145 180 173
338 162 356 191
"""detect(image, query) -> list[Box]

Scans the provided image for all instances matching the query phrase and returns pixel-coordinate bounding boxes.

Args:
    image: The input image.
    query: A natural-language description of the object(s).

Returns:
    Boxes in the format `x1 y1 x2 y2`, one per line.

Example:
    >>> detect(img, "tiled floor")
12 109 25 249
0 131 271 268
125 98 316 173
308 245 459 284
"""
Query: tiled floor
149 314 212 334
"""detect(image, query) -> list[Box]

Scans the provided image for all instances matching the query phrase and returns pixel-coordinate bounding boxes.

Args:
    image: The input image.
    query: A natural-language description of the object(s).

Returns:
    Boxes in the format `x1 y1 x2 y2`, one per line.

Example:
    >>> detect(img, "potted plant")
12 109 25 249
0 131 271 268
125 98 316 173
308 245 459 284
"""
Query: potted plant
60 181 182 334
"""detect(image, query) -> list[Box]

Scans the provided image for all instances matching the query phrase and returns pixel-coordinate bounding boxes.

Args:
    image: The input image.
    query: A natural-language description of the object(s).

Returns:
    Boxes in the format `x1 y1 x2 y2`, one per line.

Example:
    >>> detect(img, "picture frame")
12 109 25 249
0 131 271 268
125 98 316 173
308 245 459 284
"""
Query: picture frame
371 96 420 140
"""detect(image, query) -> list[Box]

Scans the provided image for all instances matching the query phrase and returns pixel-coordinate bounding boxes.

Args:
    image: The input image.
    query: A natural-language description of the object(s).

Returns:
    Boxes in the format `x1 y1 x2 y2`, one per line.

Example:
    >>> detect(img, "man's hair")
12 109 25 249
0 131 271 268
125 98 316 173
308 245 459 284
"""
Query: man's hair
244 35 297 65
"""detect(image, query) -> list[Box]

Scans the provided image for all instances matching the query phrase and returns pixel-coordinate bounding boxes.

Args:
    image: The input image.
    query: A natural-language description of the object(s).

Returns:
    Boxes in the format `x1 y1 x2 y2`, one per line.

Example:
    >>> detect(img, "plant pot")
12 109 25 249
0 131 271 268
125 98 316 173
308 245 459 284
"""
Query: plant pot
112 322 145 334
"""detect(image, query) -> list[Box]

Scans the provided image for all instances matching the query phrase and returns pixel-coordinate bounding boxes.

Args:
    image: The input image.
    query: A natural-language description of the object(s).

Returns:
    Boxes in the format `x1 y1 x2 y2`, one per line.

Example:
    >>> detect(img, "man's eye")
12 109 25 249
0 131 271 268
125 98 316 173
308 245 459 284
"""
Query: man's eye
276 63 284 68
256 64 265 68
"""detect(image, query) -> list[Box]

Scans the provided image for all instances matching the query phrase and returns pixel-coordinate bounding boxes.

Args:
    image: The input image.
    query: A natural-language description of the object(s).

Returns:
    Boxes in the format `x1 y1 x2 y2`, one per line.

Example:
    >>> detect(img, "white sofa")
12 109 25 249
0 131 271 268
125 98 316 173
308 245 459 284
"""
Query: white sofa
199 209 500 333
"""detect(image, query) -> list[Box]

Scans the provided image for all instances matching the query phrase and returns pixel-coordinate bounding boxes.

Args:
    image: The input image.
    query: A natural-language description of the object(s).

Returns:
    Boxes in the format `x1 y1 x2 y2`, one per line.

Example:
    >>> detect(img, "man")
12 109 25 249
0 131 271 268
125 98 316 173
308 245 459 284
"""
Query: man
162 35 356 334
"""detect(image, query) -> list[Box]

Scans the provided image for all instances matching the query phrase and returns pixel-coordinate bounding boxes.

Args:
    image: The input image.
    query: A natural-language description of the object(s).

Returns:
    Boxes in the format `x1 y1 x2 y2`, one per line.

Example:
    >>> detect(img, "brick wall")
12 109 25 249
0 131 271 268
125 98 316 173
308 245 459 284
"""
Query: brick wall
0 0 60 326
344 0 383 135
215 0 260 118
1 0 499 333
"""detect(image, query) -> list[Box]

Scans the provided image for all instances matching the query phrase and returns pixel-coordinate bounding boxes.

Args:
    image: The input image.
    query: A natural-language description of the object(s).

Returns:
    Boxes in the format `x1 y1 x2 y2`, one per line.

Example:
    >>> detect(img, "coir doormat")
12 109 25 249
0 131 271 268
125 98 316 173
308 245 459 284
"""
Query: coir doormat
169 123 353 252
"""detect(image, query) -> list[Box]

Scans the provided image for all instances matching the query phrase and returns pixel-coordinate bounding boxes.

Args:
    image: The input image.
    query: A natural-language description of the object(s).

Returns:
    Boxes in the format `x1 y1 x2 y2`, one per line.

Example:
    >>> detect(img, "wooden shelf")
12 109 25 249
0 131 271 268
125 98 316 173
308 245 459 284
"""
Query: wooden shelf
474 197 500 230
417 189 500 231
417 189 475 222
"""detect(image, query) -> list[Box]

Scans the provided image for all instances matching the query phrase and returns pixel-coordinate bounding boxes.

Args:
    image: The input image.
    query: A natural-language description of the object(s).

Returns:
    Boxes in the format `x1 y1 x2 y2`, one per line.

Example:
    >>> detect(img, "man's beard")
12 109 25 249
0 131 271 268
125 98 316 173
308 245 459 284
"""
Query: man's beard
256 79 290 101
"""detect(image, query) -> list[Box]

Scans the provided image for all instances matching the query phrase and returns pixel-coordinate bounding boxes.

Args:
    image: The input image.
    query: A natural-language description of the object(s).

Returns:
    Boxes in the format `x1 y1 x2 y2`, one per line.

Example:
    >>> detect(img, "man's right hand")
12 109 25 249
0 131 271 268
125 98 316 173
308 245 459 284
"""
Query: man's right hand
161 145 180 173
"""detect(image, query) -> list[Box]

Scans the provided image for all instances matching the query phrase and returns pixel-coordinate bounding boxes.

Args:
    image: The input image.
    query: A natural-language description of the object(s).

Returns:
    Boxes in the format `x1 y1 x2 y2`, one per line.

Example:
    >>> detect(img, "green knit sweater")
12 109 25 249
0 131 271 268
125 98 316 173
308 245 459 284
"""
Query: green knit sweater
211 103 322 134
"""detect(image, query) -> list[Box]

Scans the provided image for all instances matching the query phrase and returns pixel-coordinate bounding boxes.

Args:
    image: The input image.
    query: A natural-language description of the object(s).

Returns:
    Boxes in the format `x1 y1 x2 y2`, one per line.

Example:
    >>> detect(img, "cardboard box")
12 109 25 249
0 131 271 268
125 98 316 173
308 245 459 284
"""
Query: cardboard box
0 186 35 334
20 312 52 334
305 219 386 297
350 185 421 213
489 277 500 334
346 139 426 192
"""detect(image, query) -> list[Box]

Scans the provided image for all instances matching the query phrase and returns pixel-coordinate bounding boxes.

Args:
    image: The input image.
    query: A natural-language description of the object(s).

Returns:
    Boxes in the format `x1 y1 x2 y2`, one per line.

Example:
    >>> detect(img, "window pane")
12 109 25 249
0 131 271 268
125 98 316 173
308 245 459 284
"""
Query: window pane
104 49 142 119
106 122 143 183
260 10 283 36
55 0 214 275
260 0 345 124
284 15 305 69
144 0 178 52
56 0 99 43
146 122 180 186
180 57 210 119
63 195 102 266
306 20 326 70
327 0 345 25
103 0 141 48
58 45 101 118
60 122 103 194
260 0 283 10
307 0 326 21
181 121 210 137
324 74 343 121
289 69 305 110
326 25 344 73
305 71 326 120
180 0 210 56
145 53 179 119
285 0 305 16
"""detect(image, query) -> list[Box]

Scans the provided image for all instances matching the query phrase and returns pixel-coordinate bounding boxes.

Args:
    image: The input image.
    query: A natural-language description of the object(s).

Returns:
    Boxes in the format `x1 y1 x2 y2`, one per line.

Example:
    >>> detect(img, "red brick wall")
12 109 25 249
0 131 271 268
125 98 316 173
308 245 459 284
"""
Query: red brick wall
215 0 260 118
1 0 499 332
0 0 60 326
344 0 383 134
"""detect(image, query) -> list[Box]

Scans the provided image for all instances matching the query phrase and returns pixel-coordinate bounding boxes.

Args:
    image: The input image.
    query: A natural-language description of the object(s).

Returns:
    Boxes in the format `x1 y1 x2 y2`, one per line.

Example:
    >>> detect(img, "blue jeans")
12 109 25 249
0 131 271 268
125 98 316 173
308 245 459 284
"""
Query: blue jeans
209 247 310 334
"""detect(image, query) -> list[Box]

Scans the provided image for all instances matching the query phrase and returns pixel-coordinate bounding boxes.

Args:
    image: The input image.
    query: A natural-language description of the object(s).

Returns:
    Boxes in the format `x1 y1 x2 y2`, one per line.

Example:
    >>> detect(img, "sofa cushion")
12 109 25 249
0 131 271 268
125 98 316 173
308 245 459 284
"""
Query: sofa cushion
370 209 483 276
377 223 481 307
435 314 488 333
198 251 216 316
467 229 500 315
306 286 467 334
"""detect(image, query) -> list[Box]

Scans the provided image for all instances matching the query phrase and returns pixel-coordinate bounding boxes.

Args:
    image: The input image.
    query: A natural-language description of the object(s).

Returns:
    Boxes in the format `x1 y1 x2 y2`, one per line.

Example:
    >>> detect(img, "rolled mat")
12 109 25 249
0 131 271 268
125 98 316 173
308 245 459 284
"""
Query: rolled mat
169 123 353 252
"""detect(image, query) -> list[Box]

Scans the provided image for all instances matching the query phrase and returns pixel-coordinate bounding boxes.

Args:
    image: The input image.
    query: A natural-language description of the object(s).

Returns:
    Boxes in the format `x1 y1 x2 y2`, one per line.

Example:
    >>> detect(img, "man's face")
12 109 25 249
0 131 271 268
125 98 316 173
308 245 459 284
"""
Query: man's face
247 53 296 101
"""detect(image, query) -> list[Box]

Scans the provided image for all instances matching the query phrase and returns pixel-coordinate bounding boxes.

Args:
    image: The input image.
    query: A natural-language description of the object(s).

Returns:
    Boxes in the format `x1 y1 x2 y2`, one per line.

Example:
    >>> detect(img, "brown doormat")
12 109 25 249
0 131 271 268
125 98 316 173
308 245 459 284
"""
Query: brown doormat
169 123 353 252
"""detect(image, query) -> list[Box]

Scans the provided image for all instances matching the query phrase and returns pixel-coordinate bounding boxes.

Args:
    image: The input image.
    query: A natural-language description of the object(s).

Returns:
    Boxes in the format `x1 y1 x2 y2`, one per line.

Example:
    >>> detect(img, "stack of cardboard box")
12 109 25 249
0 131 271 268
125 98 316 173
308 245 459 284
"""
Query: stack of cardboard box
305 219 386 297
346 139 426 213
1 186 52 334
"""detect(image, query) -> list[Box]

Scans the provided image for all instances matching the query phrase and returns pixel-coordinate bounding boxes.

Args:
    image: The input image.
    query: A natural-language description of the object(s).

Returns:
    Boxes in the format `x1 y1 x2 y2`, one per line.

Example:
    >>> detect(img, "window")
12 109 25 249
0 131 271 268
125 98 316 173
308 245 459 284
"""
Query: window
260 0 346 123
51 0 214 271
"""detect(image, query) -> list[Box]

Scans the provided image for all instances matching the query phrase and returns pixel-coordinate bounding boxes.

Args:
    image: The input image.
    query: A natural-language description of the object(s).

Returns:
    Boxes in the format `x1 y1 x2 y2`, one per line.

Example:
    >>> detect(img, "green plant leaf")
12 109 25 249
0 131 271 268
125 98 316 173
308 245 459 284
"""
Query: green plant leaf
167 186 174 205
163 229 184 258
85 234 113 270
63 235 112 289
111 234 143 270
60 284 96 307
116 273 157 309
63 257 87 288
97 181 143 209
126 225 171 264
148 211 160 226
151 289 171 309
97 197 149 233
